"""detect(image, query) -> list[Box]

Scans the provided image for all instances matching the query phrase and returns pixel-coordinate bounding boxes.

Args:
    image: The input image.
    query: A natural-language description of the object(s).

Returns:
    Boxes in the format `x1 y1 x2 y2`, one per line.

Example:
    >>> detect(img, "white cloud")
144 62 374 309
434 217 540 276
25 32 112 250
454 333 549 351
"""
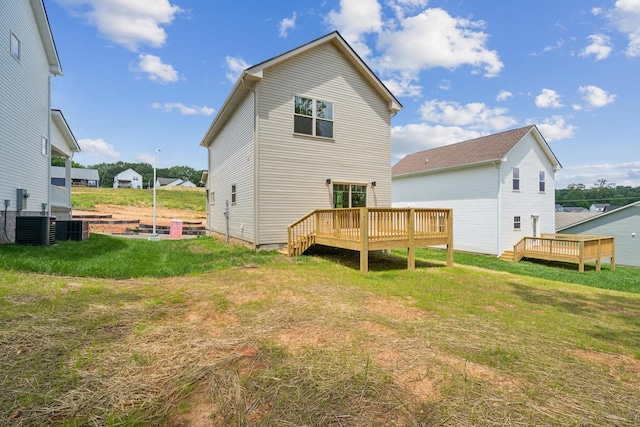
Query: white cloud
225 56 250 83
556 162 640 188
133 54 179 83
608 0 640 56
58 0 182 51
578 85 616 107
151 102 214 116
136 153 156 164
580 34 612 60
382 74 422 97
391 123 481 161
535 89 563 108
279 12 297 38
77 138 121 159
419 99 517 131
535 116 576 141
592 7 603 16
377 8 503 78
496 90 513 102
438 79 451 91
326 0 383 58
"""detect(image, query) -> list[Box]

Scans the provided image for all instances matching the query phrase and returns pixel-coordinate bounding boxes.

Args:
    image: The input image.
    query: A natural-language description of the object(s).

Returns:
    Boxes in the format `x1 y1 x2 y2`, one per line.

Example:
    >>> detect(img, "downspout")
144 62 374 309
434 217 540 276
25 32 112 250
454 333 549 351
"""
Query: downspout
47 75 52 217
241 76 259 250
493 160 502 256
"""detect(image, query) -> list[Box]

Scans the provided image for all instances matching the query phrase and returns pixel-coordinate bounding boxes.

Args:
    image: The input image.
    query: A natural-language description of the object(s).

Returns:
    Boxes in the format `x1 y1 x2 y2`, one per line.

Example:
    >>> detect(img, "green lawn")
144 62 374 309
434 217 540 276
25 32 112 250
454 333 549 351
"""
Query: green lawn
1 237 639 426
71 187 206 212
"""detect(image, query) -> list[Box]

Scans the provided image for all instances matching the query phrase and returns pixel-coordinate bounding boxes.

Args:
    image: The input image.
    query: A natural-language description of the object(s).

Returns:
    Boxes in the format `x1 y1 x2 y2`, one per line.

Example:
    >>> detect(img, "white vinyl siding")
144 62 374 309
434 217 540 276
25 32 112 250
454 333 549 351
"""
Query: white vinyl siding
0 1 53 213
393 164 499 254
255 41 392 245
207 92 255 243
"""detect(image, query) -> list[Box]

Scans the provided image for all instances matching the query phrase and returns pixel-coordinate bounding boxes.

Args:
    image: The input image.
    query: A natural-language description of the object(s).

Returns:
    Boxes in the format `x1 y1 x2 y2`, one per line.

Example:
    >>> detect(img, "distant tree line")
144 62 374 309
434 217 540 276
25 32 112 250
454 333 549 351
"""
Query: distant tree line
555 179 640 209
52 158 204 188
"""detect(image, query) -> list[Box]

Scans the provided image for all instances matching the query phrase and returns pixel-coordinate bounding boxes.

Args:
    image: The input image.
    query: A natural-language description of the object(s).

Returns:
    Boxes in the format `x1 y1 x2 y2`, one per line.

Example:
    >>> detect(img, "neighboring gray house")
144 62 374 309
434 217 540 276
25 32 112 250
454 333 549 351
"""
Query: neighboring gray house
558 200 640 267
113 168 143 189
590 203 610 212
200 31 402 248
392 126 562 256
156 177 183 187
0 0 65 243
51 167 100 187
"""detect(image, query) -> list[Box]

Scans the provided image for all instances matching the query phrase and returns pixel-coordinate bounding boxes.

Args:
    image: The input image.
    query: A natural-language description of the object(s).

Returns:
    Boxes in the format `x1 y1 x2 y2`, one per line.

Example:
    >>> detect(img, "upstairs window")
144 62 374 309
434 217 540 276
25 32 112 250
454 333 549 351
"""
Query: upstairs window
231 184 237 205
539 171 546 192
10 32 20 60
294 96 333 138
512 167 520 191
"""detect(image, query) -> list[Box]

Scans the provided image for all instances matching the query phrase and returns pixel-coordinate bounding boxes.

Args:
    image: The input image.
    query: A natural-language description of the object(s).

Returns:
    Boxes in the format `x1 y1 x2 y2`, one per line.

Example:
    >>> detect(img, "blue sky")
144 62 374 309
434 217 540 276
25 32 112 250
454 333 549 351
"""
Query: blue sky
47 0 640 189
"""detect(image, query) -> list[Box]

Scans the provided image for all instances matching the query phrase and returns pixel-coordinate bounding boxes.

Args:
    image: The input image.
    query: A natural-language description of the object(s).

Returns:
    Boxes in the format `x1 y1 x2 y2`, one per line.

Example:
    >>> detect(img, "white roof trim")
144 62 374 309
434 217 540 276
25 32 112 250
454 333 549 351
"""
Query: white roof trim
51 109 80 153
30 0 62 75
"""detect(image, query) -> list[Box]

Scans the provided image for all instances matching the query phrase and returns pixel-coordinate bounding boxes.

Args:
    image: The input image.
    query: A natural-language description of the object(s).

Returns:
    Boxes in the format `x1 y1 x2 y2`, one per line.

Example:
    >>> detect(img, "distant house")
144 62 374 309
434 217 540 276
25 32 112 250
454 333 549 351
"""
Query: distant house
590 203 610 212
51 167 99 187
156 177 183 187
563 207 589 213
392 125 562 256
200 31 401 248
558 200 640 267
1 0 67 243
113 169 143 189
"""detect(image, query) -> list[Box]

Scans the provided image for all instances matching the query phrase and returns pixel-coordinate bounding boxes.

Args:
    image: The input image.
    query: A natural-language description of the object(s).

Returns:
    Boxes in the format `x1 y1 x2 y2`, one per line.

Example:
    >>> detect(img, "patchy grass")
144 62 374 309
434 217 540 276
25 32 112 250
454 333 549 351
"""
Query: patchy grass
0 234 274 278
1 244 639 426
71 187 206 212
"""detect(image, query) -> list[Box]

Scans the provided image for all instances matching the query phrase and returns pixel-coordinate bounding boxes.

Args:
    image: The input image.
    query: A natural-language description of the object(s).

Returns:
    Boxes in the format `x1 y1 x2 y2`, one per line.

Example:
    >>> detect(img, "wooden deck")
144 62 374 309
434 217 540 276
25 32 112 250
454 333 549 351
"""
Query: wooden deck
288 208 453 272
512 233 615 272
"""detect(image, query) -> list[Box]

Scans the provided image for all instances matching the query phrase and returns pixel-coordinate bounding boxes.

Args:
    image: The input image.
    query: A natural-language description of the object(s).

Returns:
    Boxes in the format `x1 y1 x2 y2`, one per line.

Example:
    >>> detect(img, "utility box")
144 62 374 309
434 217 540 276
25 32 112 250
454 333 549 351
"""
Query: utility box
15 216 55 246
170 219 183 240
55 220 90 242
16 189 28 211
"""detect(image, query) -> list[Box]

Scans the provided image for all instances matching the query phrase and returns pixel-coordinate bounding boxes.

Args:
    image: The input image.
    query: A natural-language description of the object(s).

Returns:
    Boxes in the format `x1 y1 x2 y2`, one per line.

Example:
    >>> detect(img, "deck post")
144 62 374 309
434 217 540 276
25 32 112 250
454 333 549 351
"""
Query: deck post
408 208 415 270
596 239 601 271
360 208 369 273
446 209 454 267
287 226 292 257
579 240 585 272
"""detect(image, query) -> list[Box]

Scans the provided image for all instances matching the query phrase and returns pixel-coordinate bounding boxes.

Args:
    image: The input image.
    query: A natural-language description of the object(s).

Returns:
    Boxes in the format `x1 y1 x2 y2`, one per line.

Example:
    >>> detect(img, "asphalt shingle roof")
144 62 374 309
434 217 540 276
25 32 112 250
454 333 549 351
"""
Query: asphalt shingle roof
392 125 534 177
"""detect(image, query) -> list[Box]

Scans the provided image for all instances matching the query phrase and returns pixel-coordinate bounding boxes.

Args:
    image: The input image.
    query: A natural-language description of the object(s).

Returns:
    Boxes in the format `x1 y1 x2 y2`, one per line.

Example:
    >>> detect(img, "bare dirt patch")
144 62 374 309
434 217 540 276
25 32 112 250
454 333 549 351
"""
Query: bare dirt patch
73 204 206 234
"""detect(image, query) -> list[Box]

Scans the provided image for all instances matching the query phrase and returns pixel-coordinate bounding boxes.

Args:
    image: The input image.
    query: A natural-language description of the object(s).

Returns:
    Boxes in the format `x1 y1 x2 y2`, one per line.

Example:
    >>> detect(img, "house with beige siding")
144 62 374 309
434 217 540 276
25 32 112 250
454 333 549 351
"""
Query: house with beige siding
0 0 64 243
200 31 402 248
392 126 562 257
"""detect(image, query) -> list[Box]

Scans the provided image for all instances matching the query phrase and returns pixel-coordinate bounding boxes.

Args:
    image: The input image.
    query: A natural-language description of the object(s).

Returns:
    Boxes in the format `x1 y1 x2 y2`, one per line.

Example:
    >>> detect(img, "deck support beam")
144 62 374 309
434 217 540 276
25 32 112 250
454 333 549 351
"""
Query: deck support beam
407 208 415 270
360 208 369 272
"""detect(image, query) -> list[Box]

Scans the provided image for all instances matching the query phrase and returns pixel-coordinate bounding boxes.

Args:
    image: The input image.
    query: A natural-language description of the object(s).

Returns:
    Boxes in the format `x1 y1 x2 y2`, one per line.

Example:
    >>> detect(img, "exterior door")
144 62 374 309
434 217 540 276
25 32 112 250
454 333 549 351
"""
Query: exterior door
333 184 366 208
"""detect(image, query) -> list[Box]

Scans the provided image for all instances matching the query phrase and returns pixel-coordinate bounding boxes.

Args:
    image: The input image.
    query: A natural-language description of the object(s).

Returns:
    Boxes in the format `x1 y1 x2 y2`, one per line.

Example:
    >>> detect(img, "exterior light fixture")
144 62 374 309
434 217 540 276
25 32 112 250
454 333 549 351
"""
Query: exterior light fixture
326 178 331 185
371 181 377 187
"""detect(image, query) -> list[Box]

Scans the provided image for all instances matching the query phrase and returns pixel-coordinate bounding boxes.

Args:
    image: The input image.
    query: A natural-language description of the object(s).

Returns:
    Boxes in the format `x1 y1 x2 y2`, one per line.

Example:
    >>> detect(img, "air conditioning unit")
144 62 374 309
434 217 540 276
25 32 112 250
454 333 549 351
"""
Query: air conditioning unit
55 220 90 242
15 216 55 246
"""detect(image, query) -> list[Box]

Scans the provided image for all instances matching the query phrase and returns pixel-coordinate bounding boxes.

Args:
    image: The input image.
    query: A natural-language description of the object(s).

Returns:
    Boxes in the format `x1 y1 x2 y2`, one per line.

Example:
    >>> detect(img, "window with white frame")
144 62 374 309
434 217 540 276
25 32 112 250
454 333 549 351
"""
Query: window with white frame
539 170 546 192
231 184 236 205
10 32 20 60
514 216 521 230
294 96 333 138
41 137 48 156
209 191 215 205
512 167 520 190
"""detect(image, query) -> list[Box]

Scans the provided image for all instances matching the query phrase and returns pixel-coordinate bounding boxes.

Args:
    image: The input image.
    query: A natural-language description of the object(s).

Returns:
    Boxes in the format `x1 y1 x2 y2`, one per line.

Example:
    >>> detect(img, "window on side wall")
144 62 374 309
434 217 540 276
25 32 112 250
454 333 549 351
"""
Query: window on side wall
512 167 520 191
231 184 236 205
41 137 48 156
10 33 20 60
294 96 333 139
539 171 546 192
210 191 215 205
514 216 521 230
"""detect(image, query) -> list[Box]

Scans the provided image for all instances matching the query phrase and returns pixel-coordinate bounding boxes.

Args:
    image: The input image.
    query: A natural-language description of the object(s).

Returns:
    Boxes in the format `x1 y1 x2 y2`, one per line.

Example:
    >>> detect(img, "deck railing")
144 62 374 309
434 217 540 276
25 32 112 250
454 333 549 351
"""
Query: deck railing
513 234 615 272
288 208 453 272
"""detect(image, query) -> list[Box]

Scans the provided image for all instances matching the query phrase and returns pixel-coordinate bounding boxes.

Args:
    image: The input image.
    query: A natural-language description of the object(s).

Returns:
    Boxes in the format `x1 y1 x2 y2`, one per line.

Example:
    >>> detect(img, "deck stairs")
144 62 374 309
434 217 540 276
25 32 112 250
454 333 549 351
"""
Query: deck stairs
289 232 315 256
499 249 515 262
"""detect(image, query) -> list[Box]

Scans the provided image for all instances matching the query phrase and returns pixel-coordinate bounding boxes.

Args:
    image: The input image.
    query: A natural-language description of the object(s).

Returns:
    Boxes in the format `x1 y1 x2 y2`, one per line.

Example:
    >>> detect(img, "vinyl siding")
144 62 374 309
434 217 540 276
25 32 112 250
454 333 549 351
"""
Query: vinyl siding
559 204 640 267
207 92 255 243
256 41 392 245
392 164 499 254
0 0 52 213
499 133 556 253
51 117 72 157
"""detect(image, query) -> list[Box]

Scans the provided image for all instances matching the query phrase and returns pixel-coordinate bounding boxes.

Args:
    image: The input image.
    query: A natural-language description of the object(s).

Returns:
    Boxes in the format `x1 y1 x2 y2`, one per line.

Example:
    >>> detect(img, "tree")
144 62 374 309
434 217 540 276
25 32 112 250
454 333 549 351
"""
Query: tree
51 156 84 168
